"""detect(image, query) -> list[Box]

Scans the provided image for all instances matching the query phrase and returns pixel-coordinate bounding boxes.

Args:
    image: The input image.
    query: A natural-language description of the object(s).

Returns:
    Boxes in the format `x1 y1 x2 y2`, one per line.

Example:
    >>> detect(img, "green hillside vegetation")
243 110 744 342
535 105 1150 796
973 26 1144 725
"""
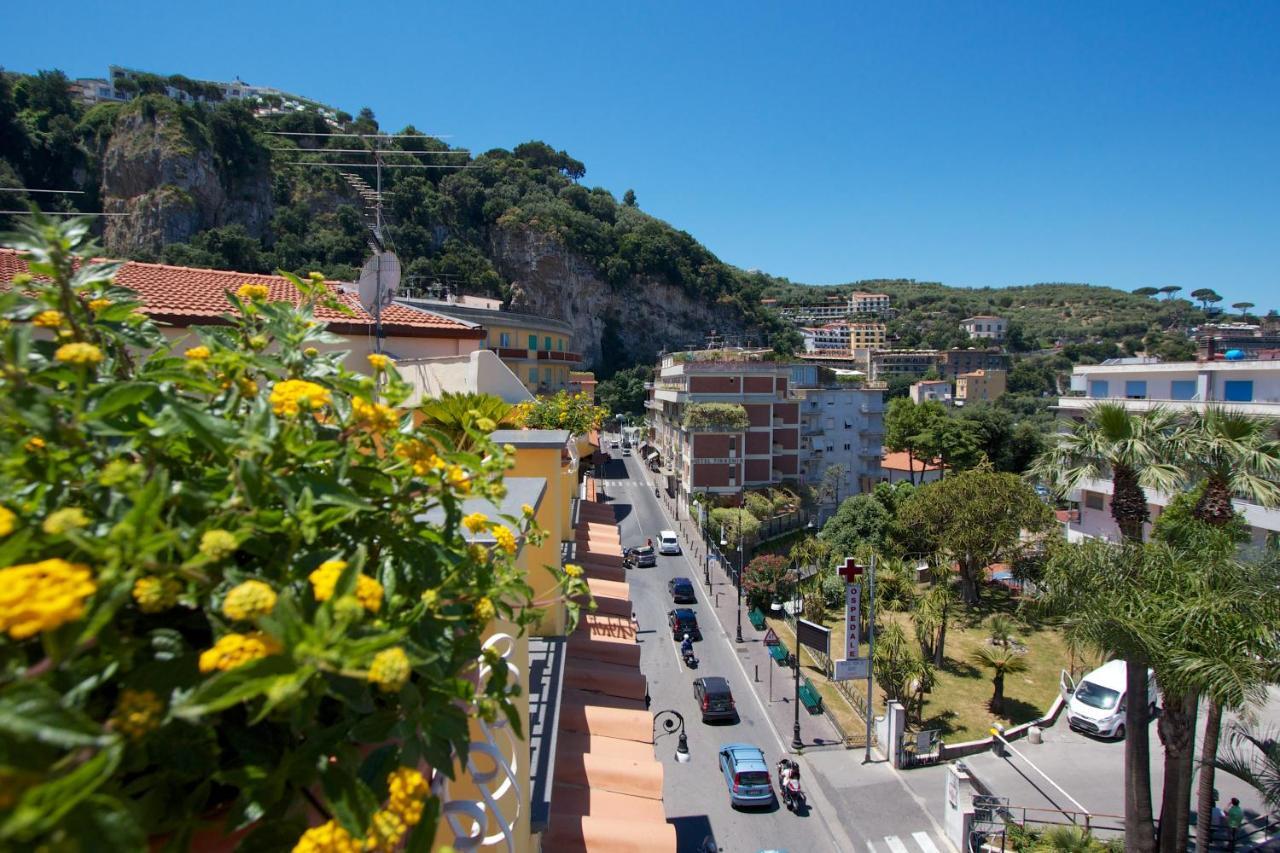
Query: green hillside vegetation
0 69 800 371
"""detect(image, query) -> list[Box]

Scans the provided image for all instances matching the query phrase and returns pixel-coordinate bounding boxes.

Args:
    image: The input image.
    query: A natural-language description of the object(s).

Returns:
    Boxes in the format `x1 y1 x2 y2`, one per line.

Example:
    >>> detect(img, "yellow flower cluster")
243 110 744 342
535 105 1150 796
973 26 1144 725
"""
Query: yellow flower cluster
462 512 489 533
473 596 496 622
270 379 332 417
42 507 89 535
386 766 430 827
199 529 238 560
292 820 362 853
132 575 181 613
32 310 64 328
87 298 111 312
0 558 96 639
185 345 211 361
222 580 278 620
367 353 393 370
565 563 584 578
198 631 281 673
24 436 45 452
55 342 103 365
111 689 164 740
395 439 441 476
236 283 270 301
0 506 14 537
368 647 411 693
491 525 517 554
446 465 471 492
521 503 535 517
308 561 383 613
304 346 319 358
351 398 398 433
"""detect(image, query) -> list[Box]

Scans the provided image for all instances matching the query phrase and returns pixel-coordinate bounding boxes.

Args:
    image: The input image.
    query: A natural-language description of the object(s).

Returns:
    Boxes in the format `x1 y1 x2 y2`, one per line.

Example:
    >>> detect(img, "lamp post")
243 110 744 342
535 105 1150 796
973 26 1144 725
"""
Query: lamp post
791 562 804 751
722 520 744 644
653 709 690 763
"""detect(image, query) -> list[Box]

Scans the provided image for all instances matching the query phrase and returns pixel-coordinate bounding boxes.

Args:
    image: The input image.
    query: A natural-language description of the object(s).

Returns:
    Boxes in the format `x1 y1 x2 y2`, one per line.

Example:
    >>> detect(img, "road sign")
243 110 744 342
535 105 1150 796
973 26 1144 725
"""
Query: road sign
763 627 780 646
797 618 830 656
833 658 870 681
845 582 861 659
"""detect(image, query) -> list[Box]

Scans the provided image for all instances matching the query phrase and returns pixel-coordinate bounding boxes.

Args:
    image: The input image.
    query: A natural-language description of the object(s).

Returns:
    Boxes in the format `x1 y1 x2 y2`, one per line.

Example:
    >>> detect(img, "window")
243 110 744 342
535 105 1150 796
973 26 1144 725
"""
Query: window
544 336 552 351
557 338 564 351
843 443 851 450
1170 380 1196 400
499 332 510 348
1089 380 1109 398
1084 491 1105 511
528 369 537 383
528 334 538 350
1124 380 1147 400
1224 380 1254 402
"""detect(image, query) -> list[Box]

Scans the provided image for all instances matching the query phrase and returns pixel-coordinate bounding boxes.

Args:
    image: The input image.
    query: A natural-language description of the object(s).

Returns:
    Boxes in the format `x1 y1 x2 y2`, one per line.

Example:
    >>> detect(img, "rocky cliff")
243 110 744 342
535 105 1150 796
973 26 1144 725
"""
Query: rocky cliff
489 225 747 368
100 107 272 256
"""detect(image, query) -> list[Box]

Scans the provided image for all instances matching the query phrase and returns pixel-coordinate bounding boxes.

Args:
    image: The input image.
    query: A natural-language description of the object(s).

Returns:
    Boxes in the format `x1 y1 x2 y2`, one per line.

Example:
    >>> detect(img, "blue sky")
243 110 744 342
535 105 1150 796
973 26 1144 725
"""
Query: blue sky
7 1 1278 308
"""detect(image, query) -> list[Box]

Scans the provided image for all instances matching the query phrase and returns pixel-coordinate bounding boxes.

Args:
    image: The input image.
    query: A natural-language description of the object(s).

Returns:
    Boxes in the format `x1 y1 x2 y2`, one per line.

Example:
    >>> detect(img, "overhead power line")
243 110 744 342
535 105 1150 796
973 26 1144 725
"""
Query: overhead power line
264 131 455 139
269 147 468 156
0 187 86 194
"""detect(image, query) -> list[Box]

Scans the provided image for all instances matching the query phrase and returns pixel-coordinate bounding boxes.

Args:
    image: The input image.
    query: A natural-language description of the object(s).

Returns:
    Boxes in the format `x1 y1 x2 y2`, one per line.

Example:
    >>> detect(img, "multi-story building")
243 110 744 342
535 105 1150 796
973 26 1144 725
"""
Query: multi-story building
1057 358 1280 548
568 370 598 401
941 348 1010 379
71 66 340 120
961 315 1008 342
645 351 883 515
849 321 888 351
801 322 853 352
849 291 892 316
955 369 1007 404
1195 324 1280 361
869 349 943 381
910 379 953 405
398 293 581 396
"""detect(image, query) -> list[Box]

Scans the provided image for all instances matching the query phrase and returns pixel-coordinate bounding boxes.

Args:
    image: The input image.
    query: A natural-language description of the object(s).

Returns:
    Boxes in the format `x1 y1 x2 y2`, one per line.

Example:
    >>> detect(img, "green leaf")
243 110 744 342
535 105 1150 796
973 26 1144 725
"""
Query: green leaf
0 742 122 840
319 762 378 837
0 683 114 749
173 656 300 720
59 795 146 851
86 382 156 419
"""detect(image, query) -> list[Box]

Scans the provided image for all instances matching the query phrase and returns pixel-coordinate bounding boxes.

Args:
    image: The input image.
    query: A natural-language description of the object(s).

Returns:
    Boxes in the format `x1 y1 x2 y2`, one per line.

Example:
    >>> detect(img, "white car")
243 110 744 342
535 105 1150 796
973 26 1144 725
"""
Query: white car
658 530 681 555
1062 659 1157 739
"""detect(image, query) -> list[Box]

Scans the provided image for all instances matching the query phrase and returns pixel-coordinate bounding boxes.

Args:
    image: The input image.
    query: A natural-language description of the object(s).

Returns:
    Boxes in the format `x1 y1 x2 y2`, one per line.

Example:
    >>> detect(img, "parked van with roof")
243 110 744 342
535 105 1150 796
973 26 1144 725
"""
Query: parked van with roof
1061 659 1158 740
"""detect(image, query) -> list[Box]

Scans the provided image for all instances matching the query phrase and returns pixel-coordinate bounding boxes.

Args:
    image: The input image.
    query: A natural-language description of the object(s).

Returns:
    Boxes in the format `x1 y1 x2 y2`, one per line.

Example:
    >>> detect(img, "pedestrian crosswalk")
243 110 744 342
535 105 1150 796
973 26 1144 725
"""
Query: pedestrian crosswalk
868 831 946 853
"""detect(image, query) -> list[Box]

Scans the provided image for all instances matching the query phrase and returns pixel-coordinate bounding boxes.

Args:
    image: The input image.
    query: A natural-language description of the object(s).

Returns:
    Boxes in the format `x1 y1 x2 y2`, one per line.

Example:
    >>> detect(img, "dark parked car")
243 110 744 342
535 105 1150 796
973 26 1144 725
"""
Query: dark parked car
694 676 737 723
668 577 696 603
668 608 701 640
629 545 656 568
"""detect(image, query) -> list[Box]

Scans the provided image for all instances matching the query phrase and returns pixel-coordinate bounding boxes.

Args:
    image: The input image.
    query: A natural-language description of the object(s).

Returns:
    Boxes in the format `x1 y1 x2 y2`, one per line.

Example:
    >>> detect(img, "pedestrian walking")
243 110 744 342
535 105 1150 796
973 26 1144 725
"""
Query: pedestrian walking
1226 797 1244 850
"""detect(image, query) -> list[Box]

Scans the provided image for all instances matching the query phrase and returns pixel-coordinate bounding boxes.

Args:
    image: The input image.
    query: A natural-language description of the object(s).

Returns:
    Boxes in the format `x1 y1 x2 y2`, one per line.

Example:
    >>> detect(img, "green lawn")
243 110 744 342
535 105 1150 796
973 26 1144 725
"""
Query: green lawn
780 585 1099 743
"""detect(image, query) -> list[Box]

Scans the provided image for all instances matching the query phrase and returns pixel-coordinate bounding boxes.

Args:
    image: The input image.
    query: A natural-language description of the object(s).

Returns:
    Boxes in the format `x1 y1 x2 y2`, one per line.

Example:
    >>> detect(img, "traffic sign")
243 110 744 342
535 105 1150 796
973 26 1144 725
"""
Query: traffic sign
833 658 870 681
763 627 780 646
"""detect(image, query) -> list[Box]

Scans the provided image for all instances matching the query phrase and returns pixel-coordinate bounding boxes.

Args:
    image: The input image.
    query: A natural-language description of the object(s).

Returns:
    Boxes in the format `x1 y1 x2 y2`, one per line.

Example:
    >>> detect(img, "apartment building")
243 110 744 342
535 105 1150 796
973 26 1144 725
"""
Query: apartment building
849 291 892 316
398 293 581 395
1058 359 1280 548
645 351 883 515
961 315 1007 342
774 292 892 325
850 321 888 351
942 348 1010 378
910 379 953 405
868 349 943 381
801 322 853 352
955 369 1007 404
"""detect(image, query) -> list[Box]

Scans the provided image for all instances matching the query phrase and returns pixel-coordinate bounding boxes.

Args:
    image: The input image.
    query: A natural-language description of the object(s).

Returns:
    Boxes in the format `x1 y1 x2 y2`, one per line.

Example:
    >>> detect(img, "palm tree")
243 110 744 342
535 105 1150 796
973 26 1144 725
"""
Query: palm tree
987 614 1018 647
1212 723 1280 813
969 645 1028 715
1030 403 1182 543
415 392 522 452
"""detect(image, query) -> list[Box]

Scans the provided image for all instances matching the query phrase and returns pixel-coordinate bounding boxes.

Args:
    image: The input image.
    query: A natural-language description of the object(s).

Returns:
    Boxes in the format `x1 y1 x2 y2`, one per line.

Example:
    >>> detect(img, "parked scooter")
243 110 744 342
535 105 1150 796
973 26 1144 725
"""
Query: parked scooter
777 758 805 812
622 547 637 569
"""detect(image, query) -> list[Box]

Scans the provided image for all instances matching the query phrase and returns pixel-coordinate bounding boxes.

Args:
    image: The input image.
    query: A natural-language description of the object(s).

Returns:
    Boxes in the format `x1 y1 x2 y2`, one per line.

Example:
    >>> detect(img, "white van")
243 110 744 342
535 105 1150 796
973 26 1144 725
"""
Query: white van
1061 659 1158 740
658 530 681 556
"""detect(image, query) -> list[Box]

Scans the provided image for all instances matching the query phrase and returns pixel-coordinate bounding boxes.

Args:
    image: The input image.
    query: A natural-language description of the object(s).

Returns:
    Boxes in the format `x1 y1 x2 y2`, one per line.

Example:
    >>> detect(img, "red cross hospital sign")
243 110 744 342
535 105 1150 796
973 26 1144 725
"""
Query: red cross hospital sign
845 582 861 660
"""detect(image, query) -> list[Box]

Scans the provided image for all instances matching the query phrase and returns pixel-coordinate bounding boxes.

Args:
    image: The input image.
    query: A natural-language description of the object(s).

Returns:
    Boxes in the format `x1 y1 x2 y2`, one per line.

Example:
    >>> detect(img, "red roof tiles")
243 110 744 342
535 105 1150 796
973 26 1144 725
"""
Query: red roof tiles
0 249 483 340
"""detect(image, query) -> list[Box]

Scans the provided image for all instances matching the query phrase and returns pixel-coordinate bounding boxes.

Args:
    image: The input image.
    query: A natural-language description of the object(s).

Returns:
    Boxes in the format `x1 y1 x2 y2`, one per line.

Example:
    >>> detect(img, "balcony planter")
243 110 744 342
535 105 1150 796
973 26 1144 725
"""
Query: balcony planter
683 402 749 432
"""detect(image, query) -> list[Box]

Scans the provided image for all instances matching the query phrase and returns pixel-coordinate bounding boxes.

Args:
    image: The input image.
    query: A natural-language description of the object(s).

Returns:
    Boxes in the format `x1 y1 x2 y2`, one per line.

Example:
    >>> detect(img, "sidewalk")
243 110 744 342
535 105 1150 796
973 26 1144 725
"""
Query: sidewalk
649 475 844 753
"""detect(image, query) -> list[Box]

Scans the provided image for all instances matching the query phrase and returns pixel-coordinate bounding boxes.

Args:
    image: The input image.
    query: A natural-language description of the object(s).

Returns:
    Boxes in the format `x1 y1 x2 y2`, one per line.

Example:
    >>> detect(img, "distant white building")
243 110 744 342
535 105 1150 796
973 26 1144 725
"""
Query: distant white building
71 66 340 121
849 292 891 316
794 384 885 514
1058 359 1280 548
909 379 952 405
801 322 852 352
961 315 1007 342
776 292 892 325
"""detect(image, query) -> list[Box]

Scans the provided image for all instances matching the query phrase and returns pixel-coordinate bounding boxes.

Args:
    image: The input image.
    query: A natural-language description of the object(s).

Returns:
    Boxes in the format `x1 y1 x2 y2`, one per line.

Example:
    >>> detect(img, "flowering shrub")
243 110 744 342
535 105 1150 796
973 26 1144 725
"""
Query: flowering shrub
515 390 607 435
0 216 578 848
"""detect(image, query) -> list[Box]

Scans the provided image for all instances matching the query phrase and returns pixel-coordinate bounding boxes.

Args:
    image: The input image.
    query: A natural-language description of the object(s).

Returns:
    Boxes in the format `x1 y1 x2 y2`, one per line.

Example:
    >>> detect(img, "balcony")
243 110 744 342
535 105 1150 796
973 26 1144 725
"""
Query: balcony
860 403 884 414
535 350 584 363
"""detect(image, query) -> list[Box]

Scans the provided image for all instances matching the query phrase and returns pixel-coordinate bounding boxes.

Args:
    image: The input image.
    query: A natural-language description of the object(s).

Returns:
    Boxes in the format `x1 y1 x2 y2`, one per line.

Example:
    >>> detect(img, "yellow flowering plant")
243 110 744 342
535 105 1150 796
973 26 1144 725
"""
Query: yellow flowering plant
0 215 545 849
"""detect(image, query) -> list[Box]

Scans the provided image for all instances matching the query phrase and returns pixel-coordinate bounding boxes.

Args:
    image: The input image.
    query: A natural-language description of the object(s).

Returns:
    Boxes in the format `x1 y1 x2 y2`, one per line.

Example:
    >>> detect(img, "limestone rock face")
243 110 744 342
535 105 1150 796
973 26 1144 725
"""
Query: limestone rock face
489 225 745 369
101 108 272 256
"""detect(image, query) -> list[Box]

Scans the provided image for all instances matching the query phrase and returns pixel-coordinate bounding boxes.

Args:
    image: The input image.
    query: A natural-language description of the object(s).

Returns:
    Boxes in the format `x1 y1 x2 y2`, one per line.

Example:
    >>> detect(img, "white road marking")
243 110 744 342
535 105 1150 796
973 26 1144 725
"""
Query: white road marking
913 832 942 853
884 836 910 853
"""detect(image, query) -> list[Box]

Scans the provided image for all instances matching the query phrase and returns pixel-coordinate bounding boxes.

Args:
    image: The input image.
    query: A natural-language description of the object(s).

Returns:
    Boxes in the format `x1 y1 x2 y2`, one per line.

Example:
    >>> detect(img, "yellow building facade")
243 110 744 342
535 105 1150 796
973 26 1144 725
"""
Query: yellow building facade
848 321 887 350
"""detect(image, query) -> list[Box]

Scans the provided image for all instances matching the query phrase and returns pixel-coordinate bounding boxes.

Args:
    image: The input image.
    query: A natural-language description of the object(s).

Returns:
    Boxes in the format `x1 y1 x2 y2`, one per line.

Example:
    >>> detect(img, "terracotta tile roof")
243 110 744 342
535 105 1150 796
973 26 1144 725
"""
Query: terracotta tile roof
881 450 945 473
544 495 675 853
0 249 483 340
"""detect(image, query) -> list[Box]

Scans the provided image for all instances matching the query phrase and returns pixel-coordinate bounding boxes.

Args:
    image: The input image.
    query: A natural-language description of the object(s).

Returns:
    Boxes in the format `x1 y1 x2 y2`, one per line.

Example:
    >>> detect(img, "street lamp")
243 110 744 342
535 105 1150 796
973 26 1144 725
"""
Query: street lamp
654 709 690 763
791 562 804 751
721 521 743 644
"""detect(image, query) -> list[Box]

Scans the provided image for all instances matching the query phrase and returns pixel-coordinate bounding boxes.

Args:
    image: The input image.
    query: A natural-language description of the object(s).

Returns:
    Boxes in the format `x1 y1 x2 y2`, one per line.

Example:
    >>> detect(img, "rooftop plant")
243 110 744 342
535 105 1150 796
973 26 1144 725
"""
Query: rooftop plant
0 215 583 849
683 402 749 431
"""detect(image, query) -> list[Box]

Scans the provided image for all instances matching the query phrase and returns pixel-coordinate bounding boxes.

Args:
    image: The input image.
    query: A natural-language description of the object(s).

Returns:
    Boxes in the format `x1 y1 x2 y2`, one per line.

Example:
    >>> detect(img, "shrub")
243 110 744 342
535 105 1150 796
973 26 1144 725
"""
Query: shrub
683 402 749 431
744 492 774 520
709 507 760 544
517 390 608 435
0 216 584 848
743 554 791 607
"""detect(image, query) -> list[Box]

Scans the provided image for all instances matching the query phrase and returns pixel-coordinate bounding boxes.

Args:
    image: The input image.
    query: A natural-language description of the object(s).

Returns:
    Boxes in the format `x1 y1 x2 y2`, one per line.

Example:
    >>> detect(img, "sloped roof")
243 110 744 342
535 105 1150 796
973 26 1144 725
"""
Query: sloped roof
881 450 945 473
0 249 483 339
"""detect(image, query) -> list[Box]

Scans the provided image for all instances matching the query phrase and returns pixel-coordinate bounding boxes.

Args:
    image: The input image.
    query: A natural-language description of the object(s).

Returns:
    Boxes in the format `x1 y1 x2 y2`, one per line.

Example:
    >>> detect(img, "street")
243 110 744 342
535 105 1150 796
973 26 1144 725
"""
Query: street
600 442 951 853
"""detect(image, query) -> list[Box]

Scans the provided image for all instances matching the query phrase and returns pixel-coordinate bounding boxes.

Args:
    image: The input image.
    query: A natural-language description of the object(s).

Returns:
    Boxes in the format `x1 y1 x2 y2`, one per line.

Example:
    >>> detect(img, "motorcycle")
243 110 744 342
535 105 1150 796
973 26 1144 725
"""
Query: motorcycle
622 547 636 569
776 758 805 812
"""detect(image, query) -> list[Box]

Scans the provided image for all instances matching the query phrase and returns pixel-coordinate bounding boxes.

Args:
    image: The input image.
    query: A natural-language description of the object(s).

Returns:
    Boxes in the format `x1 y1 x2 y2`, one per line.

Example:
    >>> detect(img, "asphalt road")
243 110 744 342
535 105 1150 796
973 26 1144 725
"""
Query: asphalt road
601 450 842 853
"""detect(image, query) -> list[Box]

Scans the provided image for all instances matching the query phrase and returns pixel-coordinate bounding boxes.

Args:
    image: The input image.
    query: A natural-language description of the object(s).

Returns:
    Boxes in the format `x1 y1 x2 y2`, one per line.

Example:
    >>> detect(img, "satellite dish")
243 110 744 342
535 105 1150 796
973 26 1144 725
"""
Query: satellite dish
357 251 401 314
